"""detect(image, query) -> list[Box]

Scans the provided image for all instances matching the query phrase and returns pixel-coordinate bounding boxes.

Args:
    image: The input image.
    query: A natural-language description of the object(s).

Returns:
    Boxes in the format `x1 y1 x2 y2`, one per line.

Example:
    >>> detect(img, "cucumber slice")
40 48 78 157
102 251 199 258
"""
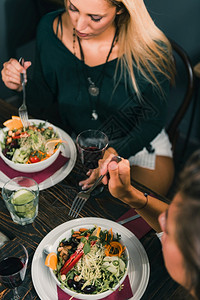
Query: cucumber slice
11 189 36 218
12 189 35 204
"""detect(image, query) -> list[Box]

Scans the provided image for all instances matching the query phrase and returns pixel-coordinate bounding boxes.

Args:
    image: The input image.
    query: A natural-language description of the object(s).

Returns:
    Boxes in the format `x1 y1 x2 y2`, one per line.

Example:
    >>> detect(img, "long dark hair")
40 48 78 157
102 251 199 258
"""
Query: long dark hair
175 150 200 299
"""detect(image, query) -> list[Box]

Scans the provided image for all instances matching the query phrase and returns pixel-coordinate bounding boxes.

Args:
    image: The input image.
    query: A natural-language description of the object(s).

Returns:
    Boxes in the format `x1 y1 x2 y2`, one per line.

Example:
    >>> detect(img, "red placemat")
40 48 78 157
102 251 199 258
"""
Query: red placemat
57 209 152 299
0 153 69 184
117 208 152 240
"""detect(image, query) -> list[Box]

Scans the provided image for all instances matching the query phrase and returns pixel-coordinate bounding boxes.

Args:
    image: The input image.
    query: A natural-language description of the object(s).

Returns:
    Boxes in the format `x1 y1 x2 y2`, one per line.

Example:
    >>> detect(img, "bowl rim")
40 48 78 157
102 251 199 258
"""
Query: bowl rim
0 119 61 167
49 224 129 299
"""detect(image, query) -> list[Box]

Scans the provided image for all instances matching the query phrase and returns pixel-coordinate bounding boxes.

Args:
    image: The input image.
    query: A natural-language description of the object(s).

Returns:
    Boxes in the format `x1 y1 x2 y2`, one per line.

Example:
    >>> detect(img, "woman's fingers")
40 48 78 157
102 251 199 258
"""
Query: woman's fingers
116 159 131 188
24 61 32 70
107 158 132 200
1 58 31 91
107 158 130 187
2 59 22 89
79 168 99 189
79 152 120 190
108 161 119 180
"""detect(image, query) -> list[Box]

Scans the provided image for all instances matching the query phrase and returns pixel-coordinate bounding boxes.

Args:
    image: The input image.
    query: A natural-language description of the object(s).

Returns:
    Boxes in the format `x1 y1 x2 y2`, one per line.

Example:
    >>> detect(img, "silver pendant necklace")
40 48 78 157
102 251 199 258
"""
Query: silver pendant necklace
91 110 98 120
74 28 118 120
88 77 99 97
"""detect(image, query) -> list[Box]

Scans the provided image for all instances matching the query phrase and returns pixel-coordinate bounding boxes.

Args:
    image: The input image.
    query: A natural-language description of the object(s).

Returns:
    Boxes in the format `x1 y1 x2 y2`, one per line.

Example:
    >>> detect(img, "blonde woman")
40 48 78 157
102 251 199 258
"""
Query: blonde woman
1 0 175 195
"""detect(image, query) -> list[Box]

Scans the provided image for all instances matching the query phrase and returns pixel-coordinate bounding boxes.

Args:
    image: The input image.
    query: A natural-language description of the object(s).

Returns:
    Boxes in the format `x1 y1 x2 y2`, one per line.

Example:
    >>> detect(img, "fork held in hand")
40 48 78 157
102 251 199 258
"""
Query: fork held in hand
68 156 122 218
18 57 29 128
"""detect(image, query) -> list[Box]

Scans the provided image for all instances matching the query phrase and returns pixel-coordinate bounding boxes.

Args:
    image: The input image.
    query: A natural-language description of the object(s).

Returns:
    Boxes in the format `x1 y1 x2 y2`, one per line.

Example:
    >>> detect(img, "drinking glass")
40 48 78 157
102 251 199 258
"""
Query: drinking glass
76 129 109 193
2 177 39 226
0 241 30 300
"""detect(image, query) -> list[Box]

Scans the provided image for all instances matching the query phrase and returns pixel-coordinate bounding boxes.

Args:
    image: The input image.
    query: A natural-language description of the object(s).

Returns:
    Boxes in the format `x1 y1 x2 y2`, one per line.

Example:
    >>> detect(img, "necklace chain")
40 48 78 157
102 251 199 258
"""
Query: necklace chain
73 28 118 120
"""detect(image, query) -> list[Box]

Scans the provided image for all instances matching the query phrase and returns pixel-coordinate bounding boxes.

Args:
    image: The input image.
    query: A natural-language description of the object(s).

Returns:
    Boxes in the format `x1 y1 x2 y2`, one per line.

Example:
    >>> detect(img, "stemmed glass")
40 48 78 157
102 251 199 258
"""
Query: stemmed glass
76 129 109 193
0 241 30 300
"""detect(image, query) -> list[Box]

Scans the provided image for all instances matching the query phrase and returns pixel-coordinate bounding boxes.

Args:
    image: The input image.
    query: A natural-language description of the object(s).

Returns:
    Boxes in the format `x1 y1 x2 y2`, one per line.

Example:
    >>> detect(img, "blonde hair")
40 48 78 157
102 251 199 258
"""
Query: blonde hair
108 0 175 97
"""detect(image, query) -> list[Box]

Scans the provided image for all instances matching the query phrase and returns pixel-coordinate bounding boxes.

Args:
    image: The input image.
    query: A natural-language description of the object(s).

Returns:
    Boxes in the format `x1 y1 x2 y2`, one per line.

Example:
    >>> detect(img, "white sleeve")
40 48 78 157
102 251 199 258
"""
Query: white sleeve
156 232 163 241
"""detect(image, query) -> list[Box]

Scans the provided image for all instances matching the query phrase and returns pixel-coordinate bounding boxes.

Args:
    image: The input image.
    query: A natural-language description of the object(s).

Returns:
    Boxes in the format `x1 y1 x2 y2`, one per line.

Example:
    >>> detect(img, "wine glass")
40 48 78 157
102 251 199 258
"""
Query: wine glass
76 129 109 193
0 241 30 300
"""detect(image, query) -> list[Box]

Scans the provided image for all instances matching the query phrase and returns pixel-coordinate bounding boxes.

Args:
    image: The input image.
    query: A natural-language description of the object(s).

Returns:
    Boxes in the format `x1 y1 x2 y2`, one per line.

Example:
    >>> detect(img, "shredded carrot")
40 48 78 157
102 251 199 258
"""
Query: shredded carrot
108 228 113 241
96 227 101 238
104 241 125 257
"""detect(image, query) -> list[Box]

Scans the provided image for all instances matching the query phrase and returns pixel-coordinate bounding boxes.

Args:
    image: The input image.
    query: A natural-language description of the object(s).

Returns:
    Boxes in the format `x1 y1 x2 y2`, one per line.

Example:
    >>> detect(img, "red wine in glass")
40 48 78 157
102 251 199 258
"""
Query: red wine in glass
81 146 104 169
76 130 109 194
0 257 24 289
0 241 30 300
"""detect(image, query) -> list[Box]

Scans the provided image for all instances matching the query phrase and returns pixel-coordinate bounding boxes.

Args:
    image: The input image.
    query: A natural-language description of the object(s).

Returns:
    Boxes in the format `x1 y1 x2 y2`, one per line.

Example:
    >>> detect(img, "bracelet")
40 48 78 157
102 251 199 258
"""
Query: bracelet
134 192 149 210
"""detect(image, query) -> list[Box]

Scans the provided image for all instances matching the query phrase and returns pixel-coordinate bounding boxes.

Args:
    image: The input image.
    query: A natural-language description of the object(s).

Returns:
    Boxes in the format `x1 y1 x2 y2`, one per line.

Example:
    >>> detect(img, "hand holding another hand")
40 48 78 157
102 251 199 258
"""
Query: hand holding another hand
1 58 31 91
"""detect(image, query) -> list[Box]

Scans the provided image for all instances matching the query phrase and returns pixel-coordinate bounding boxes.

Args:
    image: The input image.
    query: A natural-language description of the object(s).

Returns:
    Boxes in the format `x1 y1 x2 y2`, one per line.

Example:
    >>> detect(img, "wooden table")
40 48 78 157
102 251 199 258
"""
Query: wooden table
0 99 190 299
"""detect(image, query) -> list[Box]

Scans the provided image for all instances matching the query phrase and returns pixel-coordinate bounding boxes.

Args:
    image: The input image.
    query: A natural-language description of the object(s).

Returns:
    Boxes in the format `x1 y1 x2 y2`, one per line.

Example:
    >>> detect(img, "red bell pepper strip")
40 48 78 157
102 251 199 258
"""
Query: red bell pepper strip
12 132 30 139
60 240 97 275
60 242 84 275
61 251 84 275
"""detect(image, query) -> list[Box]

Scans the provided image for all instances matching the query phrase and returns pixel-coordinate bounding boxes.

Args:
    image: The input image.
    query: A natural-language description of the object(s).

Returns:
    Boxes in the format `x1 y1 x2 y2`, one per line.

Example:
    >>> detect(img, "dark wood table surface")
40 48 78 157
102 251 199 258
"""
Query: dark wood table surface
0 99 190 300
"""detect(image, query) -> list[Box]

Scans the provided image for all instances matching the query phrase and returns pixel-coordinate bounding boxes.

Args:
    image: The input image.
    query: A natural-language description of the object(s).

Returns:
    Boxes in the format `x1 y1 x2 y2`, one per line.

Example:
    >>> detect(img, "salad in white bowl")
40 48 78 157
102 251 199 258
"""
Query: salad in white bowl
0 118 63 173
45 225 129 300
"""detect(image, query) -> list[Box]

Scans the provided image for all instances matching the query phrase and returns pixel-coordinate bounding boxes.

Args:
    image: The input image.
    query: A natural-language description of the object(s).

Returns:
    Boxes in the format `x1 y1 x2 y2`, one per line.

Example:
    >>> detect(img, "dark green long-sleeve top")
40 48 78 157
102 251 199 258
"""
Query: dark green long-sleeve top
27 9 170 158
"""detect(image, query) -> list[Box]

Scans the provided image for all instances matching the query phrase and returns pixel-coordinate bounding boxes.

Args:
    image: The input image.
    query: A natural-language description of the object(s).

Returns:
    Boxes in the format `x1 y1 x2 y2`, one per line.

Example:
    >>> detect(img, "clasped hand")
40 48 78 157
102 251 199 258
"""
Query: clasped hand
1 58 31 91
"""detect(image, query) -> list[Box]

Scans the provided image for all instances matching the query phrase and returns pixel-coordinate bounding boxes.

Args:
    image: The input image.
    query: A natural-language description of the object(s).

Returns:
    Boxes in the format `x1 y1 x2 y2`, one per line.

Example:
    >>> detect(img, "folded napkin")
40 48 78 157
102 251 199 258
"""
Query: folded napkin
57 208 152 300
117 208 152 240
0 153 69 184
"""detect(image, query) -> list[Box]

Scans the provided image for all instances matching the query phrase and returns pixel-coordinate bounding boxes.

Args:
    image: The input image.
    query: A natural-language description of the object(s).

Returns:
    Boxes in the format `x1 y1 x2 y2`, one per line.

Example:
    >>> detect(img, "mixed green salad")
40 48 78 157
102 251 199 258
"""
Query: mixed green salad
1 122 59 164
54 226 128 295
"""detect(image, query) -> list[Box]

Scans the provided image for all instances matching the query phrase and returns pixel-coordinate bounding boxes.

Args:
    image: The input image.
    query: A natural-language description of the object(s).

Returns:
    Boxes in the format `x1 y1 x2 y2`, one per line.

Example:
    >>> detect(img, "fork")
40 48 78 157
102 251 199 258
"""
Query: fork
18 57 29 128
68 156 122 218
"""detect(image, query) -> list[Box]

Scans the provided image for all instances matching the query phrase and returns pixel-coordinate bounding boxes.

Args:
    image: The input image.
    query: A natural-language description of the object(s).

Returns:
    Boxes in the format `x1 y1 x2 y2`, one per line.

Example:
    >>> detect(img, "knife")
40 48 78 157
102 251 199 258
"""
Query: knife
117 214 140 225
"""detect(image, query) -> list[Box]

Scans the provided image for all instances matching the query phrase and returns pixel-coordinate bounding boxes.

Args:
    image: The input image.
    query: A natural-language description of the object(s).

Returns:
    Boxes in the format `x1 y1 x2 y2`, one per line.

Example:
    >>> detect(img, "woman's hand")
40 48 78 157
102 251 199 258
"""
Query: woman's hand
101 155 168 233
1 58 31 91
100 155 133 201
79 147 118 189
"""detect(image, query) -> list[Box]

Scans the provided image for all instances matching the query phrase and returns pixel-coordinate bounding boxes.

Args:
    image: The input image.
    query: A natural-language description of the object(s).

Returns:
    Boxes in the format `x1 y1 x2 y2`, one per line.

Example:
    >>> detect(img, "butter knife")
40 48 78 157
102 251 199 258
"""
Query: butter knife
117 214 140 225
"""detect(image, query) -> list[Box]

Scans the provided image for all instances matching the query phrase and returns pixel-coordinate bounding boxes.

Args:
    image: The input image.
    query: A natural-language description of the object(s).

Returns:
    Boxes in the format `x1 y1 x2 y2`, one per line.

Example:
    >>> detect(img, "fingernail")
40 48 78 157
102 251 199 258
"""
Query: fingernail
101 166 107 174
79 182 83 186
109 162 118 170
82 185 88 190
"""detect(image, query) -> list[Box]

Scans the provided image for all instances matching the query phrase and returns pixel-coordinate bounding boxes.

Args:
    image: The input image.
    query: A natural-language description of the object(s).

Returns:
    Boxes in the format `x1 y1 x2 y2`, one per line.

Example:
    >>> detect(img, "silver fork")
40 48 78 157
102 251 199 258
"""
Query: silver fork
18 57 29 128
68 156 122 218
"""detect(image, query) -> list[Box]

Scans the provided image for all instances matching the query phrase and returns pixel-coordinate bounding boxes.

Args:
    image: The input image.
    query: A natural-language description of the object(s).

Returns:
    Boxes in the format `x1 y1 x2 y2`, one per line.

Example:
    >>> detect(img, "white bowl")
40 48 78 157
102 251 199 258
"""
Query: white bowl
0 119 62 173
49 224 129 300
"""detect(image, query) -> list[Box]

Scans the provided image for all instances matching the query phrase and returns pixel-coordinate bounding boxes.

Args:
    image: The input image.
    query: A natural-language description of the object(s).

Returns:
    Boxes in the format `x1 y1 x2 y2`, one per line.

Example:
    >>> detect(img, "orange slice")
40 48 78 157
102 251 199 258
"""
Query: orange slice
12 116 21 120
45 252 58 270
3 116 23 130
45 138 64 155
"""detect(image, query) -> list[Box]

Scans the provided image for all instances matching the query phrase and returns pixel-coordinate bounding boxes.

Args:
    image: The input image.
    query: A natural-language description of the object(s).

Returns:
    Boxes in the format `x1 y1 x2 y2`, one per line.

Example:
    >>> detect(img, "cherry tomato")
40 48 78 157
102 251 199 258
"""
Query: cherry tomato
29 155 41 163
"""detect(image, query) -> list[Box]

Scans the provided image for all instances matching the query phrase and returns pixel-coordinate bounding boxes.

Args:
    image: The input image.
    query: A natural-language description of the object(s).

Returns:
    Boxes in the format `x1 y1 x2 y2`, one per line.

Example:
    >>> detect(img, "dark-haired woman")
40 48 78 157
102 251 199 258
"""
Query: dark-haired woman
101 150 200 299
